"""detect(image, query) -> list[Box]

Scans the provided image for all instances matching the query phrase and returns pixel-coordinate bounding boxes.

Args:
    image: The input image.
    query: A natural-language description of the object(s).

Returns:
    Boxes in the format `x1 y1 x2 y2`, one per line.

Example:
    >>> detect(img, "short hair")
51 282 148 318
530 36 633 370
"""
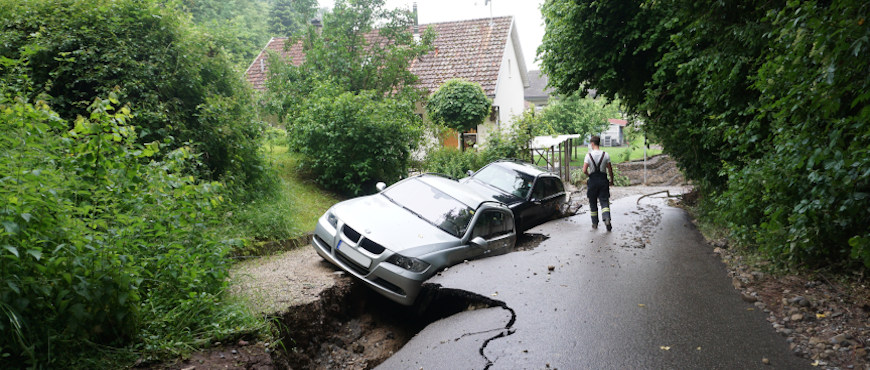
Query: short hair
590 135 601 146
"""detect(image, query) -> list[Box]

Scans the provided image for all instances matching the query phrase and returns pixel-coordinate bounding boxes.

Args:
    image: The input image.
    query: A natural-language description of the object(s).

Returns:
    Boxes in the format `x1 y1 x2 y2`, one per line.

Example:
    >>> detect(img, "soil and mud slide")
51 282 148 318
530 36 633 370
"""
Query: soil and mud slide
613 154 688 186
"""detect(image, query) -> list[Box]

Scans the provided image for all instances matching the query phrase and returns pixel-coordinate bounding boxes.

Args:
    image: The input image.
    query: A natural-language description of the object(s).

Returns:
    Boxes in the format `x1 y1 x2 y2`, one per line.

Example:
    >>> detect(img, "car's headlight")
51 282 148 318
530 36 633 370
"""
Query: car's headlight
386 254 430 273
326 210 338 229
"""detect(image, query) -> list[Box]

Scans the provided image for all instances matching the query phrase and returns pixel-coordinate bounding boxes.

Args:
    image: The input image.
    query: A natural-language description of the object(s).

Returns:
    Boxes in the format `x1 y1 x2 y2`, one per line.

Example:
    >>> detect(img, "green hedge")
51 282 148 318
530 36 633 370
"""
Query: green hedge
0 0 264 190
0 91 256 367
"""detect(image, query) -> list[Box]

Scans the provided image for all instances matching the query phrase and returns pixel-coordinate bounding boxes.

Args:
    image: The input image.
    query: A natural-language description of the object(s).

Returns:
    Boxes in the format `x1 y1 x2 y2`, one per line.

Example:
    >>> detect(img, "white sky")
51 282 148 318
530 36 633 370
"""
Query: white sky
317 0 547 69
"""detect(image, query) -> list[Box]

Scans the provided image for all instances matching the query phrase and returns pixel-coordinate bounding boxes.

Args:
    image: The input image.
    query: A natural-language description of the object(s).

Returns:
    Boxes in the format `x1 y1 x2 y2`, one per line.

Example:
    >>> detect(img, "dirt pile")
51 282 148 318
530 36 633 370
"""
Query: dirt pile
614 154 687 186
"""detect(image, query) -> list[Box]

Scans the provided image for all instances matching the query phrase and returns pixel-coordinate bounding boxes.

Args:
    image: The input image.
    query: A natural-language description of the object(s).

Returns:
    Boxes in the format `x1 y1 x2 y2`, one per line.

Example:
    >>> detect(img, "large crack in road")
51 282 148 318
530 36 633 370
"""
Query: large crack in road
271 233 546 369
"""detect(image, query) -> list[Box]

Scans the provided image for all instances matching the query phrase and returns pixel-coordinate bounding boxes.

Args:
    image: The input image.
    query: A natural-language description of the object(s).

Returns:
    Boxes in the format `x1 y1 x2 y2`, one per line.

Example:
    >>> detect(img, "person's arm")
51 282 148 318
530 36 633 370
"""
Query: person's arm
607 162 614 186
582 154 590 176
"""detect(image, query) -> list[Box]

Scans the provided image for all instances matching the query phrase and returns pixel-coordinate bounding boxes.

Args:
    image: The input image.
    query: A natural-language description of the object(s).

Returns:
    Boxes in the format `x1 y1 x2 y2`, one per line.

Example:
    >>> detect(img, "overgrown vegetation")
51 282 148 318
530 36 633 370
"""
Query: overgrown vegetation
174 0 273 70
265 0 436 195
287 81 424 195
0 89 264 367
420 110 536 178
540 0 870 268
0 0 265 191
0 0 299 367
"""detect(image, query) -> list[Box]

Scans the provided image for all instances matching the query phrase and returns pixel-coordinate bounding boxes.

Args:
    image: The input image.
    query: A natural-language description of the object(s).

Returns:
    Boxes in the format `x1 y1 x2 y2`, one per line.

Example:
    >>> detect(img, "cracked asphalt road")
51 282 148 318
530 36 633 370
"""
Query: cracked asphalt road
377 191 813 370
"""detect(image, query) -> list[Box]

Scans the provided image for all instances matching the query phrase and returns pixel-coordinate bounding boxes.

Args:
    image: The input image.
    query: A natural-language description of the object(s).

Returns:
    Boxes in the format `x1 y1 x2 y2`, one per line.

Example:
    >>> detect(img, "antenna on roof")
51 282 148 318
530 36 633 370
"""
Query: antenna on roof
485 0 493 27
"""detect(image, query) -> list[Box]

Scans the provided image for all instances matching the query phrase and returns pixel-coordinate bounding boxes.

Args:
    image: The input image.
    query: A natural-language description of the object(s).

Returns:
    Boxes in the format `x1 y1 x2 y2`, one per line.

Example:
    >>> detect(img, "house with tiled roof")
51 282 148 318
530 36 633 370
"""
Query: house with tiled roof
525 69 554 111
245 16 530 147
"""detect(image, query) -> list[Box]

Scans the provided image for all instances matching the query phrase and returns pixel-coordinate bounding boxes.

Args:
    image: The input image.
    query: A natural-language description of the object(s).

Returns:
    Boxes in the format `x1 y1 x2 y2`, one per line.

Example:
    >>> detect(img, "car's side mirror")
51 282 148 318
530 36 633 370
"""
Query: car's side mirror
376 182 386 192
466 170 474 177
470 236 488 249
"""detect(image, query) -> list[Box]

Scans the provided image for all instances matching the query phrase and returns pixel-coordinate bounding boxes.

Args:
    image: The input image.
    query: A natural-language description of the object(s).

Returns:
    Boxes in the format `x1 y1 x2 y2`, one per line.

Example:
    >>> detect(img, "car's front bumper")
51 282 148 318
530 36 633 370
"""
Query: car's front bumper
312 215 428 306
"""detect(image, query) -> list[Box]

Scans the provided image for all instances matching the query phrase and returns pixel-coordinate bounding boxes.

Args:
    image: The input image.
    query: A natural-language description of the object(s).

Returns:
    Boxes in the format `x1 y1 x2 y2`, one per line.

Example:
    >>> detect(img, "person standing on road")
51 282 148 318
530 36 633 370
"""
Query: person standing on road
582 135 614 231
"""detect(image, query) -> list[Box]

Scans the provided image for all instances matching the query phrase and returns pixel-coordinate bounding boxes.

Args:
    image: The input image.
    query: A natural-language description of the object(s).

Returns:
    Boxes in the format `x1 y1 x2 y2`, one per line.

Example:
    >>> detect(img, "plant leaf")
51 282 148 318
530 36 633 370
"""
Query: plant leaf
3 245 19 258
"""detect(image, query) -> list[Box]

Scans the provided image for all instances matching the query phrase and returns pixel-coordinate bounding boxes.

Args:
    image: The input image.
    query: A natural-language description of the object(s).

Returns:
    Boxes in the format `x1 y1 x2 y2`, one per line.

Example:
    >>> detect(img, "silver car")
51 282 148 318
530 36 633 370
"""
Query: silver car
312 173 517 305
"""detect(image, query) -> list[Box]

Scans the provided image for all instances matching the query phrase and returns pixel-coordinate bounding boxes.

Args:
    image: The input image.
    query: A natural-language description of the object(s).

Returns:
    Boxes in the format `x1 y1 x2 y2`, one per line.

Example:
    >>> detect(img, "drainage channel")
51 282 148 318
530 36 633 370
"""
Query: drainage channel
272 233 547 369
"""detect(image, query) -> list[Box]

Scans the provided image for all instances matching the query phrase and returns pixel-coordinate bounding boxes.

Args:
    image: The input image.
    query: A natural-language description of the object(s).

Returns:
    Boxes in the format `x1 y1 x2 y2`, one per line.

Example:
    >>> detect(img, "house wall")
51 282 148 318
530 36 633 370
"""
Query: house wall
477 30 527 146
600 124 624 147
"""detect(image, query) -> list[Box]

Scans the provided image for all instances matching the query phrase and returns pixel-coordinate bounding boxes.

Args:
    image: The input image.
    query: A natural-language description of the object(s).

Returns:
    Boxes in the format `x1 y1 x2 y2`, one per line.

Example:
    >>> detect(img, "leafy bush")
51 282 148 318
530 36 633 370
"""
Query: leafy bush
421 113 539 178
288 82 423 195
0 90 259 367
426 79 492 133
421 147 486 179
0 0 265 189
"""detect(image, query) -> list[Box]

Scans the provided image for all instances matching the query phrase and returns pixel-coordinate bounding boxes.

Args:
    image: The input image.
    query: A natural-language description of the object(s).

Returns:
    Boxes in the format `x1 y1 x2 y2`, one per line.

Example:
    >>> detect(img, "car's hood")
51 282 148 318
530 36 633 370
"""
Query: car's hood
460 178 523 206
333 194 458 255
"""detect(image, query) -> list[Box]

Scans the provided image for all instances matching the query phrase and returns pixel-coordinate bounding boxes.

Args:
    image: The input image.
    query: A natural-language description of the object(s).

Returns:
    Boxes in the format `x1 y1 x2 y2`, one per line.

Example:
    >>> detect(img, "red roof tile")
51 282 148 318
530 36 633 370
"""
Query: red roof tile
244 37 305 91
245 16 515 96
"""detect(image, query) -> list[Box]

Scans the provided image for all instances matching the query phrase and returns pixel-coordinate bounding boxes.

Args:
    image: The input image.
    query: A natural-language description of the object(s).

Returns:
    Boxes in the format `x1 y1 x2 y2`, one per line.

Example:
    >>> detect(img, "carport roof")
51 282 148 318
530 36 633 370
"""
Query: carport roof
530 134 583 149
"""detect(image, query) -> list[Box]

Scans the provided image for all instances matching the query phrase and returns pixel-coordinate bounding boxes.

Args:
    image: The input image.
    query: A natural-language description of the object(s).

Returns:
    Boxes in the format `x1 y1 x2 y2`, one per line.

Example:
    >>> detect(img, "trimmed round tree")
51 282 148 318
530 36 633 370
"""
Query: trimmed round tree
426 79 492 151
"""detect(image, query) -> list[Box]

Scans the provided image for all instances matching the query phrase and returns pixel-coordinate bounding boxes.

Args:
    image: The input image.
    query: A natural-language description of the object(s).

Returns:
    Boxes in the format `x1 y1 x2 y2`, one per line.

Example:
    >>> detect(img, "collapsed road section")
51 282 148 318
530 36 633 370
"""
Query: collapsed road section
271 279 516 369
269 234 550 369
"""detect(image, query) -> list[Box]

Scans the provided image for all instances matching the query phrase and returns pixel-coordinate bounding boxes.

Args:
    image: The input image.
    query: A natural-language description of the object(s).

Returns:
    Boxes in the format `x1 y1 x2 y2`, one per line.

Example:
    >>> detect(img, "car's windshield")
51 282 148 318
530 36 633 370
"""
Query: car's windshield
473 164 535 199
382 178 474 238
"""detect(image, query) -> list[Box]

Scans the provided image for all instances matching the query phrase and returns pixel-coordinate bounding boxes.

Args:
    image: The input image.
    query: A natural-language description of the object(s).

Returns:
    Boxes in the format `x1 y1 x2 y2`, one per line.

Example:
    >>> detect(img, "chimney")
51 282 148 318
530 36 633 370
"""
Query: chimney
413 2 420 42
311 18 322 35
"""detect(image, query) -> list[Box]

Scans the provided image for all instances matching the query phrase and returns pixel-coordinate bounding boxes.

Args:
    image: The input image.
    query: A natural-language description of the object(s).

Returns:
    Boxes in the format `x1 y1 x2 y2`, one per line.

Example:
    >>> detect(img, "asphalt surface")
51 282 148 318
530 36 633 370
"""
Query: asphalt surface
378 192 813 370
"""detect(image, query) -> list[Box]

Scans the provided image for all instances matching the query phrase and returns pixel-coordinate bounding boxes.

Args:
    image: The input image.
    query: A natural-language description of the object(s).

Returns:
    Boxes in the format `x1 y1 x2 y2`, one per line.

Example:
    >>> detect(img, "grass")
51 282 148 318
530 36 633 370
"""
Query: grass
217 143 342 246
534 145 663 168
262 144 343 233
568 145 663 166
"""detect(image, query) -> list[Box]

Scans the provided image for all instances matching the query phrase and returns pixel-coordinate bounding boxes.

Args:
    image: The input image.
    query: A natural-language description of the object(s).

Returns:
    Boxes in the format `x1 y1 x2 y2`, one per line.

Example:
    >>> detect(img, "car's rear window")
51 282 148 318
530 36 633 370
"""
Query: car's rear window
473 164 535 199
382 178 474 238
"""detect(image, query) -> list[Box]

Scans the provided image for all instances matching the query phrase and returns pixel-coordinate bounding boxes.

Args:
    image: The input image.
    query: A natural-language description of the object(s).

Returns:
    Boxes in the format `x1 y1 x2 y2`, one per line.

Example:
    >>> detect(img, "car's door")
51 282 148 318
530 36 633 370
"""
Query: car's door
468 209 516 258
528 176 565 225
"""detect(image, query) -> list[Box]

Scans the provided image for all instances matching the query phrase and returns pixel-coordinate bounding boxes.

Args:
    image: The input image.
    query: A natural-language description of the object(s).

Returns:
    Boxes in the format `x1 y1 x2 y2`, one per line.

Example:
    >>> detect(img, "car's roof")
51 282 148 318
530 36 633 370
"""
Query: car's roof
485 160 553 177
416 174 498 209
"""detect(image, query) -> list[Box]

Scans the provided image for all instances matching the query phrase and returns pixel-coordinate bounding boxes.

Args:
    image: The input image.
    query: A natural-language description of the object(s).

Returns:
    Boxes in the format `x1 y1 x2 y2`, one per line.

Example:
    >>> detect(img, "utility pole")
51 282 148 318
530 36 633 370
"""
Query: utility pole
643 132 648 186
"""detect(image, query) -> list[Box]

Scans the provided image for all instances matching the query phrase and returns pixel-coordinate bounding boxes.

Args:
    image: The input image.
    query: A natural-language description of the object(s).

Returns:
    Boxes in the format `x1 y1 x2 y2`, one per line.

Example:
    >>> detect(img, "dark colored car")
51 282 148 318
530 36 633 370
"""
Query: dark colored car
461 160 567 232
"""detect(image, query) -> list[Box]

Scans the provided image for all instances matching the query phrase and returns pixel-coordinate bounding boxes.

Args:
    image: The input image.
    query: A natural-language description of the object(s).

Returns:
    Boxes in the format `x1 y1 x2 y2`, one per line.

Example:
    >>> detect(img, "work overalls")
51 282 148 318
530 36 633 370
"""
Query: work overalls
587 152 611 227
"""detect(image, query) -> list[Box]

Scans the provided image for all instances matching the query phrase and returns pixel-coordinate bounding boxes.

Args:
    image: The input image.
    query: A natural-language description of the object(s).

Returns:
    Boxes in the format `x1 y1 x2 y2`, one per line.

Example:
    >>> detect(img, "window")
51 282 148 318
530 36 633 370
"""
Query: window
382 178 473 238
472 211 511 240
532 178 564 200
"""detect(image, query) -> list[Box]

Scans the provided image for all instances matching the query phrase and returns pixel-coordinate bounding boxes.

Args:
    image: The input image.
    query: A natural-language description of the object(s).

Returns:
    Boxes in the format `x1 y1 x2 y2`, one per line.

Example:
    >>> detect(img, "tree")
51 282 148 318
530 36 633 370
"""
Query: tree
426 79 492 151
269 0 319 37
265 0 434 195
162 0 273 72
296 0 435 96
264 0 436 123
540 92 617 139
0 0 265 190
539 0 870 268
